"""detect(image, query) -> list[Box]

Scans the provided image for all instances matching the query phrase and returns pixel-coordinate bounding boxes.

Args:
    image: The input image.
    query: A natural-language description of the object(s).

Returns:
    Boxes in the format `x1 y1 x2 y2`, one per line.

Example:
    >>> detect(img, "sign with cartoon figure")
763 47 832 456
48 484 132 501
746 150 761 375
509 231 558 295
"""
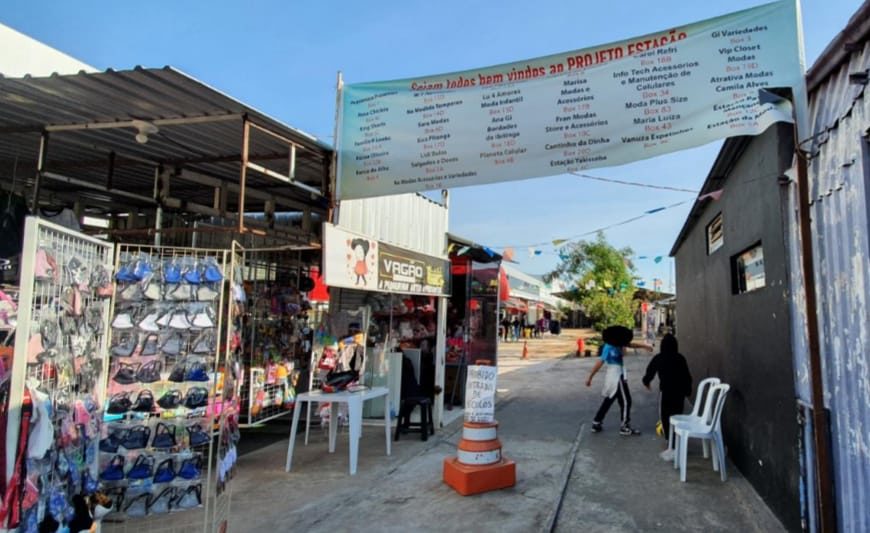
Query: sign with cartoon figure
324 223 378 291
324 223 451 296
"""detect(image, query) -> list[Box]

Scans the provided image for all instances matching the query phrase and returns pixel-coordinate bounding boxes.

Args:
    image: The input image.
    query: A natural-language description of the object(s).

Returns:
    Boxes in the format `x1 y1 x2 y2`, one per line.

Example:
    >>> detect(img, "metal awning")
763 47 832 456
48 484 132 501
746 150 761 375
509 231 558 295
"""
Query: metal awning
0 66 332 221
503 297 528 311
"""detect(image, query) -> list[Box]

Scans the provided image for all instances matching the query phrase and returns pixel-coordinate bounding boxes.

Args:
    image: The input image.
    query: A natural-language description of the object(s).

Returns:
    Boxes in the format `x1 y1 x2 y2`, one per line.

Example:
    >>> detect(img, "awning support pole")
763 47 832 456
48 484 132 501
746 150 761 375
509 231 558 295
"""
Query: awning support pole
238 117 250 234
30 132 48 213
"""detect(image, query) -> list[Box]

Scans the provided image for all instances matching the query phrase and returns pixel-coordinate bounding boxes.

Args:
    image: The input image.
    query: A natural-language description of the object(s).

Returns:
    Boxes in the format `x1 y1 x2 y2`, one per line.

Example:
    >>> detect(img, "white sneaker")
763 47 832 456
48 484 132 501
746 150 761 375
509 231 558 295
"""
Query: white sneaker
659 449 675 461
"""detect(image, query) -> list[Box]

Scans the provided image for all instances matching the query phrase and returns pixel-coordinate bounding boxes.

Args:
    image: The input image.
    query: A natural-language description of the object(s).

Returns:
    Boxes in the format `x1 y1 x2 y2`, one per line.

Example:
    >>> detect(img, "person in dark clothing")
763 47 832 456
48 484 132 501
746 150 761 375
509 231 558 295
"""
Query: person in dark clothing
642 334 692 460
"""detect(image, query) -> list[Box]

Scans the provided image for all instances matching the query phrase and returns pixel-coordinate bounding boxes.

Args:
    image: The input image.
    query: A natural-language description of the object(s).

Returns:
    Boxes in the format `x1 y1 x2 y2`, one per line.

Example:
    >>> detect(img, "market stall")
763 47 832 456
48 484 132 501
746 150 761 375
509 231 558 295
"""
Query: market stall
444 236 502 407
0 67 331 531
321 223 450 424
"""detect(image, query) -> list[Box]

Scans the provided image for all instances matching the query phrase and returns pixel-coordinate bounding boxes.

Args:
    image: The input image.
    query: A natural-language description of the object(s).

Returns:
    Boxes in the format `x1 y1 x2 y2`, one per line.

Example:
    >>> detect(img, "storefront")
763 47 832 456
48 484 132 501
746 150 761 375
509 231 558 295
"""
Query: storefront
321 222 451 424
444 235 502 406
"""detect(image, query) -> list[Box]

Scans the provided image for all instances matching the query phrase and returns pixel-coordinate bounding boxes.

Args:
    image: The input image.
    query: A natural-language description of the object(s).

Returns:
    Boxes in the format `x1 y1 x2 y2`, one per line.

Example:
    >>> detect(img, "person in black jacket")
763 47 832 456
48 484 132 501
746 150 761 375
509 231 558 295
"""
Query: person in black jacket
642 334 692 459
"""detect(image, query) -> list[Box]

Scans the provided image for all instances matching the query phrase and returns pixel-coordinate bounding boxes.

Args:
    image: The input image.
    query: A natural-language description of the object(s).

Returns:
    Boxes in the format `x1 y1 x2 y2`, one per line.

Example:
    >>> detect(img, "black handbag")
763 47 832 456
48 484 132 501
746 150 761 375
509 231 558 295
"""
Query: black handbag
322 370 357 392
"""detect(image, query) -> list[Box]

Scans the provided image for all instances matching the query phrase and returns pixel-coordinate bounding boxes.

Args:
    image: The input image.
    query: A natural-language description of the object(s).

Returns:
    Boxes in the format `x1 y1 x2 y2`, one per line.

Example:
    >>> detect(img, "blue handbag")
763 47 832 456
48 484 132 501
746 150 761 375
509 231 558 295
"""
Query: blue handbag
152 423 177 449
127 454 155 480
153 458 176 483
100 455 125 481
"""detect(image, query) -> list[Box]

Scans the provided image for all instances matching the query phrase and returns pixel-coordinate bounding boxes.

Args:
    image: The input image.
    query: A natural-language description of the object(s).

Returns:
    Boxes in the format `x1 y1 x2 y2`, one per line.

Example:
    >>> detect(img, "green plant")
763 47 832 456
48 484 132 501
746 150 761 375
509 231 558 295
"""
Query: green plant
547 232 636 331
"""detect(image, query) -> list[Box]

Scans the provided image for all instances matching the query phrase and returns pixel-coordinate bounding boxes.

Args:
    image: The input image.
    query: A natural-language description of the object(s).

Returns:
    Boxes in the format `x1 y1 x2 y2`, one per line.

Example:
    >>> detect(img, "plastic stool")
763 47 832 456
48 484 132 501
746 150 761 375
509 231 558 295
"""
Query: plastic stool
394 397 434 441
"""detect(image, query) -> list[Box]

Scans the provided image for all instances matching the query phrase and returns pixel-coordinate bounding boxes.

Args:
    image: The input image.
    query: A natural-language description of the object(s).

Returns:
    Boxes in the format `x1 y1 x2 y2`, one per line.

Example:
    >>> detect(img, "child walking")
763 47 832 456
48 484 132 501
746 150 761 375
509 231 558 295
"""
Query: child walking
586 339 652 435
642 333 692 460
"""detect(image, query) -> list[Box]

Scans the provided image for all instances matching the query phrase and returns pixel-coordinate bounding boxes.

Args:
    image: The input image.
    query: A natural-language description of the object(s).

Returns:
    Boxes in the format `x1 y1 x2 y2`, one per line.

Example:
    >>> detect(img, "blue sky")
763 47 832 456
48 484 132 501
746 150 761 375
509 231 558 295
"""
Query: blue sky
2 0 861 290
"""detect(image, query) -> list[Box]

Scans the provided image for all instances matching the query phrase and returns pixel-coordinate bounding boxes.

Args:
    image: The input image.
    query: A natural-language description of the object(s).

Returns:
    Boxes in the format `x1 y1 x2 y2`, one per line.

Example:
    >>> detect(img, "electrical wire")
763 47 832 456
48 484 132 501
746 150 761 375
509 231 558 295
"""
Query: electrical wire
491 200 692 249
569 171 698 193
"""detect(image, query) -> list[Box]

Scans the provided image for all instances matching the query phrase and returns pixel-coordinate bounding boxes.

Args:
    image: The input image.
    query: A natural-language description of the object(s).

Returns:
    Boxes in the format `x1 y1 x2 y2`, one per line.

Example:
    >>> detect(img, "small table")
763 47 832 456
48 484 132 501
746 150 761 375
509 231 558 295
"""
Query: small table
285 386 391 475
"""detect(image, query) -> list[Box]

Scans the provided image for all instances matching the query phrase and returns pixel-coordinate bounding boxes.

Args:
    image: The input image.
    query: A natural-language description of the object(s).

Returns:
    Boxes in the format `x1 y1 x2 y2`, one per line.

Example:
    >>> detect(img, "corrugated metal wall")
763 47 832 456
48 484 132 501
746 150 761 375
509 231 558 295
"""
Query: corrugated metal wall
801 38 870 533
338 193 448 258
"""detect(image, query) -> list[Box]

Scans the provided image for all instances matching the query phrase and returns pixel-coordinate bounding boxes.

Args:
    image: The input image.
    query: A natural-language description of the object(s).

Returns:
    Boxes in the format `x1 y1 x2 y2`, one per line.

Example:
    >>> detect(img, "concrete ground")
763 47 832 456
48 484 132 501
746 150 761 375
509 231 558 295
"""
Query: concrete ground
119 330 786 532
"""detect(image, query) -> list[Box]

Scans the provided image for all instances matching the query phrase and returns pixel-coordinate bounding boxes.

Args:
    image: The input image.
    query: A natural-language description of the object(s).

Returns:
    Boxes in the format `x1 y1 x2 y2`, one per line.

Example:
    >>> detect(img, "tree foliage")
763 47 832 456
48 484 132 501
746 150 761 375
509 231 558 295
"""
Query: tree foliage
547 232 636 330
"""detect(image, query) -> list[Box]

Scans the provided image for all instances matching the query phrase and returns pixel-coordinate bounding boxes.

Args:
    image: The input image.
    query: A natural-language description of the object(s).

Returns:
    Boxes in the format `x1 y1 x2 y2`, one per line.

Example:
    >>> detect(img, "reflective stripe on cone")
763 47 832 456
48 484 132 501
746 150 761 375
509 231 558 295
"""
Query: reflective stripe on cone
462 422 499 442
457 438 502 466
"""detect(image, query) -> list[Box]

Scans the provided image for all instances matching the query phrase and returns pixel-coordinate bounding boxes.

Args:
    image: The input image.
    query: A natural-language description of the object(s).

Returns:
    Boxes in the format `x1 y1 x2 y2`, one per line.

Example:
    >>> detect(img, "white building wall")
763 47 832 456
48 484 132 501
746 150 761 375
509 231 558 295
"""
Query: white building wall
337 193 448 258
0 23 95 76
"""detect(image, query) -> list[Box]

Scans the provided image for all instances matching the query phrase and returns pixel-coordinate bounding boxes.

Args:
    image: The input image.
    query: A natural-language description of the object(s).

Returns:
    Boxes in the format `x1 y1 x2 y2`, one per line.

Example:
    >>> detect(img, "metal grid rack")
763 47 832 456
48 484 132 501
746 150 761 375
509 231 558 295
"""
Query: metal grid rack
232 243 314 427
5 217 114 528
100 244 231 533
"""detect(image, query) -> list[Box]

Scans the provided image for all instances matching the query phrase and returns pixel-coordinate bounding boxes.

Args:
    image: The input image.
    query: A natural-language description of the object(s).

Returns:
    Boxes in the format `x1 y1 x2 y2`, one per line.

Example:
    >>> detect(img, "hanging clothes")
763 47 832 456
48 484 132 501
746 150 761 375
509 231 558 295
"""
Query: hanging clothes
0 387 32 529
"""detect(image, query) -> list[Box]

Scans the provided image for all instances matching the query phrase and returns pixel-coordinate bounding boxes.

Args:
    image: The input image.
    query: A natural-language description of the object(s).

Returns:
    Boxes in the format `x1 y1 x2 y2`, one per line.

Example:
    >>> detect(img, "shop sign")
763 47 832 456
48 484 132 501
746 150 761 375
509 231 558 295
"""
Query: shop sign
336 0 803 200
465 365 497 423
323 223 450 296
378 242 448 295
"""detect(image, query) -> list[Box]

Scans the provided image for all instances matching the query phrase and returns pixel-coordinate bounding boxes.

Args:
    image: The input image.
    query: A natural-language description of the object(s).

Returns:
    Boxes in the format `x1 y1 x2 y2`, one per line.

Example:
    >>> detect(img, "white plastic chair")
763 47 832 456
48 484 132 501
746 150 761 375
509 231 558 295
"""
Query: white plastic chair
673 383 730 482
668 377 721 457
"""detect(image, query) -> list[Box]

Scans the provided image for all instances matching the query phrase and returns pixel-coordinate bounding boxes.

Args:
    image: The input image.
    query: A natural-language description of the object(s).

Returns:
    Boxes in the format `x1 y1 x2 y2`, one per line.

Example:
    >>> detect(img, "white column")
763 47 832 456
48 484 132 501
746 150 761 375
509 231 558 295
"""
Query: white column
434 295 448 427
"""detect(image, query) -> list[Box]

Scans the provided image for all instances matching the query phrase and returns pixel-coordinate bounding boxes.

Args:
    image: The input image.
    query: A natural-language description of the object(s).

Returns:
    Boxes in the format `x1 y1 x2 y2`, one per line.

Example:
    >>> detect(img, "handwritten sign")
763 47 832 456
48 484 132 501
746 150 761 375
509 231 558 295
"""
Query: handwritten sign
465 365 497 423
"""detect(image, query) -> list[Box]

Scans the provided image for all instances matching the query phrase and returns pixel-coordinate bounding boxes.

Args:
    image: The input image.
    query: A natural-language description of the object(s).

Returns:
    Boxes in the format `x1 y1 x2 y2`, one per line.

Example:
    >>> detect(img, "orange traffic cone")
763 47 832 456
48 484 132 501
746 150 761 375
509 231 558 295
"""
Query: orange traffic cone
522 341 528 360
443 421 516 495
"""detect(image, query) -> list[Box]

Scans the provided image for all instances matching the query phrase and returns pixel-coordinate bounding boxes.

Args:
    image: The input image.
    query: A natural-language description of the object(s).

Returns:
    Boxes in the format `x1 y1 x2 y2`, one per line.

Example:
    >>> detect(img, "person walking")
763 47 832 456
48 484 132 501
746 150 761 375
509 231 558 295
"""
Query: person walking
642 333 692 460
586 327 652 435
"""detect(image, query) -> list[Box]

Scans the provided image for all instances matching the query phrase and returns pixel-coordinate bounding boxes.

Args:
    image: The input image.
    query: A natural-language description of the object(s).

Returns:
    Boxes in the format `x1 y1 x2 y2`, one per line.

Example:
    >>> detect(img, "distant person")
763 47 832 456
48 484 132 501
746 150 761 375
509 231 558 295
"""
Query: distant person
586 336 652 435
642 334 692 460
511 316 520 342
501 315 511 342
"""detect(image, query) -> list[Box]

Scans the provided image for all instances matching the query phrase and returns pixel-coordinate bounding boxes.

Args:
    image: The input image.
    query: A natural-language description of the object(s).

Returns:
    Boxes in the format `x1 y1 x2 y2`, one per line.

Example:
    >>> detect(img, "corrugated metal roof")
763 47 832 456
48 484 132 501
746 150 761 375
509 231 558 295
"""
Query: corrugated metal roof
0 66 331 213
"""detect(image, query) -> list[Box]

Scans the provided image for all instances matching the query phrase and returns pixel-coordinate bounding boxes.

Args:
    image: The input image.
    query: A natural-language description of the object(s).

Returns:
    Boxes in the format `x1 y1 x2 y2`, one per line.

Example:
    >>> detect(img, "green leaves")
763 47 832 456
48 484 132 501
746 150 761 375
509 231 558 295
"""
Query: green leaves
548 232 636 330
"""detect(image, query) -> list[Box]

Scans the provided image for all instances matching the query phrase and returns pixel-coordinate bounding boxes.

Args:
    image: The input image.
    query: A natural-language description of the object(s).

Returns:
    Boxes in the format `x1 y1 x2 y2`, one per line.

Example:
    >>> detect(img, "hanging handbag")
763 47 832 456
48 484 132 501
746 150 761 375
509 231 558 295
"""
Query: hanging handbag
186 424 210 448
157 389 183 410
136 360 163 383
172 484 202 510
152 423 177 449
130 390 155 412
126 454 155 480
183 387 209 409
106 392 132 414
178 455 202 480
112 362 139 385
121 425 151 450
99 455 125 481
153 459 176 484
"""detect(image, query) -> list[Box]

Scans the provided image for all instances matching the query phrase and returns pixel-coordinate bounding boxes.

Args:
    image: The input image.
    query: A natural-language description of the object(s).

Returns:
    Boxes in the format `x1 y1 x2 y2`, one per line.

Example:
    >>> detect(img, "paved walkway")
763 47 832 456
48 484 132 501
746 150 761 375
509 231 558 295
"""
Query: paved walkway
218 330 785 532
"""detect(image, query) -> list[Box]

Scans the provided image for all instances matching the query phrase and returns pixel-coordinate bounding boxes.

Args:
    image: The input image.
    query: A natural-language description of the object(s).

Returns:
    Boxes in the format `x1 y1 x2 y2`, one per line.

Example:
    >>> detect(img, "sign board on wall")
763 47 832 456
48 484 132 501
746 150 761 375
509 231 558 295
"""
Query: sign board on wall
336 0 803 200
323 223 450 296
465 365 497 423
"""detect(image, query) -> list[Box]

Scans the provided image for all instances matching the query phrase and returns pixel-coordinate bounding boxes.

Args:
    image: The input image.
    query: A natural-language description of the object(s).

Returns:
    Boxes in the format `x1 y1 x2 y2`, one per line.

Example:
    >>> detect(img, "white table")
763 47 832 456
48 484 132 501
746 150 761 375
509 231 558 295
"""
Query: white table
285 386 391 475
